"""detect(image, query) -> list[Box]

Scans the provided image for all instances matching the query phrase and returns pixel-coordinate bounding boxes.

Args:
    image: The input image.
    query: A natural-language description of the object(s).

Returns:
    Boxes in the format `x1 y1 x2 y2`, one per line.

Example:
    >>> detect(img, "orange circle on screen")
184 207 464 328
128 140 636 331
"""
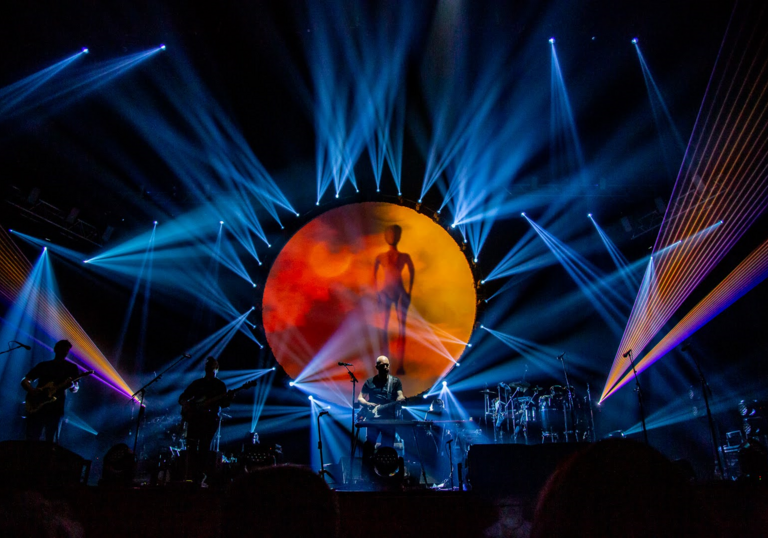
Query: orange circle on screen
263 202 477 396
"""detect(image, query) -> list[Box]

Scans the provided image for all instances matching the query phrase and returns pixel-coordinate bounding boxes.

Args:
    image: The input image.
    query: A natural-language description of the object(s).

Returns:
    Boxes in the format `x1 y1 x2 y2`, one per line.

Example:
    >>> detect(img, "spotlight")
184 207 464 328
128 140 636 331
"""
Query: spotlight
521 212 526 217
456 362 461 367
718 220 724 224
451 223 456 228
480 280 485 284
267 244 271 248
398 192 402 196
480 324 485 329
335 193 339 198
316 201 320 206
418 199 422 203
289 381 295 387
473 257 478 263
467 343 472 347
82 48 89 54
295 212 300 217
153 220 158 225
587 213 592 218
549 38 555 44
220 220 224 224
308 395 313 400
423 394 428 399
631 38 638 44
43 247 47 251
160 44 167 50
442 381 447 387
271 367 276 371
252 283 257 288
250 306 255 310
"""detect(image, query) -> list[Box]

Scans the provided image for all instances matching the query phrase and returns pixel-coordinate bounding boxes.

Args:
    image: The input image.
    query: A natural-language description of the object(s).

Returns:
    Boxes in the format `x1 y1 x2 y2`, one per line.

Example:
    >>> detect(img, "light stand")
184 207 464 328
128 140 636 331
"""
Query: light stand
624 349 649 445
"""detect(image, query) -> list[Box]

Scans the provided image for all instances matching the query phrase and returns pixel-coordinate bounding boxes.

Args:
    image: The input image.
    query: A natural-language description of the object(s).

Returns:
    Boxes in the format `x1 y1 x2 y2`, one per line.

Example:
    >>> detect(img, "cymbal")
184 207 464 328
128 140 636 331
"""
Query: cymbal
510 381 530 389
479 389 497 394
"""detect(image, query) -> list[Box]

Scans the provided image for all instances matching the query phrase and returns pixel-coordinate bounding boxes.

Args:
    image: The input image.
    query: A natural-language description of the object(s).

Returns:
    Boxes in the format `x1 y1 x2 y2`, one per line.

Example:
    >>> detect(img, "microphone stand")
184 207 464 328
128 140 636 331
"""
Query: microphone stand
625 350 649 445
342 364 358 484
682 344 725 480
557 353 575 442
1 342 29 356
130 353 191 456
317 412 335 483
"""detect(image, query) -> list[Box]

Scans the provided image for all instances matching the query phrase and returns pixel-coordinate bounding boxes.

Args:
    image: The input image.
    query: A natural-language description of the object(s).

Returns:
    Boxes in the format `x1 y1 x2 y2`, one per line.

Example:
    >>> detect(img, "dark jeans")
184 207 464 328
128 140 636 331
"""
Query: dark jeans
26 412 62 443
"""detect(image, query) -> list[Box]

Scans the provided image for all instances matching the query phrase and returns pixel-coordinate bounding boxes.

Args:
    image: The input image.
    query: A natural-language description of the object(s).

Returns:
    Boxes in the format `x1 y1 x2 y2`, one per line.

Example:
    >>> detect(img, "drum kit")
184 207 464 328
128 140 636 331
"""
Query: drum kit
482 381 596 444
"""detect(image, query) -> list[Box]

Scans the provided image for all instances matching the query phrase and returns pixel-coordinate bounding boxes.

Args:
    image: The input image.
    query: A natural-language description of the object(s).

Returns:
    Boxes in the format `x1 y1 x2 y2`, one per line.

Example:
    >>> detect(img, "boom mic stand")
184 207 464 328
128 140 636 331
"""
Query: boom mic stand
682 343 725 480
130 352 192 456
624 349 649 445
557 353 576 442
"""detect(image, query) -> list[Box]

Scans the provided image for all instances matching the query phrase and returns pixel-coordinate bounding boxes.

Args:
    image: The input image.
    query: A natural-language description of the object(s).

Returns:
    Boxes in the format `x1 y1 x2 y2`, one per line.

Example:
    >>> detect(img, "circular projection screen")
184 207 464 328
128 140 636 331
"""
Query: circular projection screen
263 202 477 396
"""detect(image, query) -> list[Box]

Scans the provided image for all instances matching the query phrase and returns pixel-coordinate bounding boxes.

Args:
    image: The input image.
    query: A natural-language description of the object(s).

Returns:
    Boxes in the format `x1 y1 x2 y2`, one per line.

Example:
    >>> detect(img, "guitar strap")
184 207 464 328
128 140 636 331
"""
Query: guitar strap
386 375 393 400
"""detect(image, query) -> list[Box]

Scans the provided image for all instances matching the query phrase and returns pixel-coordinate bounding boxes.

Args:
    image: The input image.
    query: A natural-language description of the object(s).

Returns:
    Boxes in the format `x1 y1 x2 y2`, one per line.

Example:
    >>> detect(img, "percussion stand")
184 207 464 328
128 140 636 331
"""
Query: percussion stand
317 411 336 483
624 349 649 445
557 353 575 442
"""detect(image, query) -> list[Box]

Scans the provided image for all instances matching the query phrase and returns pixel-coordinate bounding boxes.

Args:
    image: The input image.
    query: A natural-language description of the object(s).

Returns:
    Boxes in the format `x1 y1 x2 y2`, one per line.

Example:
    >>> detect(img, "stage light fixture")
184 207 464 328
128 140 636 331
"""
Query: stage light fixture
588 213 592 218
160 44 166 50
467 343 472 347
418 199 422 203
220 220 224 224
335 193 339 198
451 223 456 228
442 381 447 387
455 363 461 366
316 201 320 206
549 38 555 44
252 283 257 288
473 257 478 262
295 212 300 217
521 212 526 217
82 48 89 54
308 395 313 400
153 221 158 225
271 367 276 371
289 381 295 387
632 38 638 44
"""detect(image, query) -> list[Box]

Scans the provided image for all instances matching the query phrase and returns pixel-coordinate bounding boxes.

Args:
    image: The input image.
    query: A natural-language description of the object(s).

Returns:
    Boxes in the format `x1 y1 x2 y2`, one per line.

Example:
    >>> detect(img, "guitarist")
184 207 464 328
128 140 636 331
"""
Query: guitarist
20 339 80 443
357 355 405 477
178 357 232 485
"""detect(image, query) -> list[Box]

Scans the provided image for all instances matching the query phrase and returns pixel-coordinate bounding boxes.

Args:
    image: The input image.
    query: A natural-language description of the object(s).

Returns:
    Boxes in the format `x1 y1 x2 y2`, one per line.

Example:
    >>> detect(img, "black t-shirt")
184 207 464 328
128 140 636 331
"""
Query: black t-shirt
362 375 403 417
24 359 81 414
179 377 228 421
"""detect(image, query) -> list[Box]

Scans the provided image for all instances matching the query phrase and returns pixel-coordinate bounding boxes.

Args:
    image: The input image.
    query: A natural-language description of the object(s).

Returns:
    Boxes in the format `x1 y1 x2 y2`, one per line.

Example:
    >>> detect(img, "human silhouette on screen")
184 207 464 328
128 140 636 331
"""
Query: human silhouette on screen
374 224 414 375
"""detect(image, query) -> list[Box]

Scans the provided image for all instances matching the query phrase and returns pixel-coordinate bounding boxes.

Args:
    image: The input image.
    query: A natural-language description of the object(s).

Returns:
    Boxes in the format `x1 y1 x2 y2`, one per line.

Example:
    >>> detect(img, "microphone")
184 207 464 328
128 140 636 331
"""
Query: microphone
557 353 565 360
318 410 329 416
446 438 454 445
622 349 632 358
12 341 31 350
337 362 352 366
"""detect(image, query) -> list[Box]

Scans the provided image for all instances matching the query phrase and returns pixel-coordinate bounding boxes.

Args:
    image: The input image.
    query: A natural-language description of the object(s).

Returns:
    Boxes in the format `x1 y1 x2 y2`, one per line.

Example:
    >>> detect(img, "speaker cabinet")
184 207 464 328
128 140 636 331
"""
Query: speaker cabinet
0 440 90 487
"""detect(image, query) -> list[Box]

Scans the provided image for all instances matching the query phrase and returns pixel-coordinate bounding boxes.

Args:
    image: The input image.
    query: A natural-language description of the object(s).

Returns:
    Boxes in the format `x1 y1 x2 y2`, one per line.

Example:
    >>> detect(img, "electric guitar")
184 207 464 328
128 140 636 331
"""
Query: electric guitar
25 370 94 415
181 379 257 422
357 391 429 422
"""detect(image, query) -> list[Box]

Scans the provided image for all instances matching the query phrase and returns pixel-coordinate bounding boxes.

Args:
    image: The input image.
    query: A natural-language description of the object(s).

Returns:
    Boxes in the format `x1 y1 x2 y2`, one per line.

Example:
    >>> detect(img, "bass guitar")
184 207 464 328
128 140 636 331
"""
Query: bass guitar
25 370 94 415
181 379 257 422
357 391 428 422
